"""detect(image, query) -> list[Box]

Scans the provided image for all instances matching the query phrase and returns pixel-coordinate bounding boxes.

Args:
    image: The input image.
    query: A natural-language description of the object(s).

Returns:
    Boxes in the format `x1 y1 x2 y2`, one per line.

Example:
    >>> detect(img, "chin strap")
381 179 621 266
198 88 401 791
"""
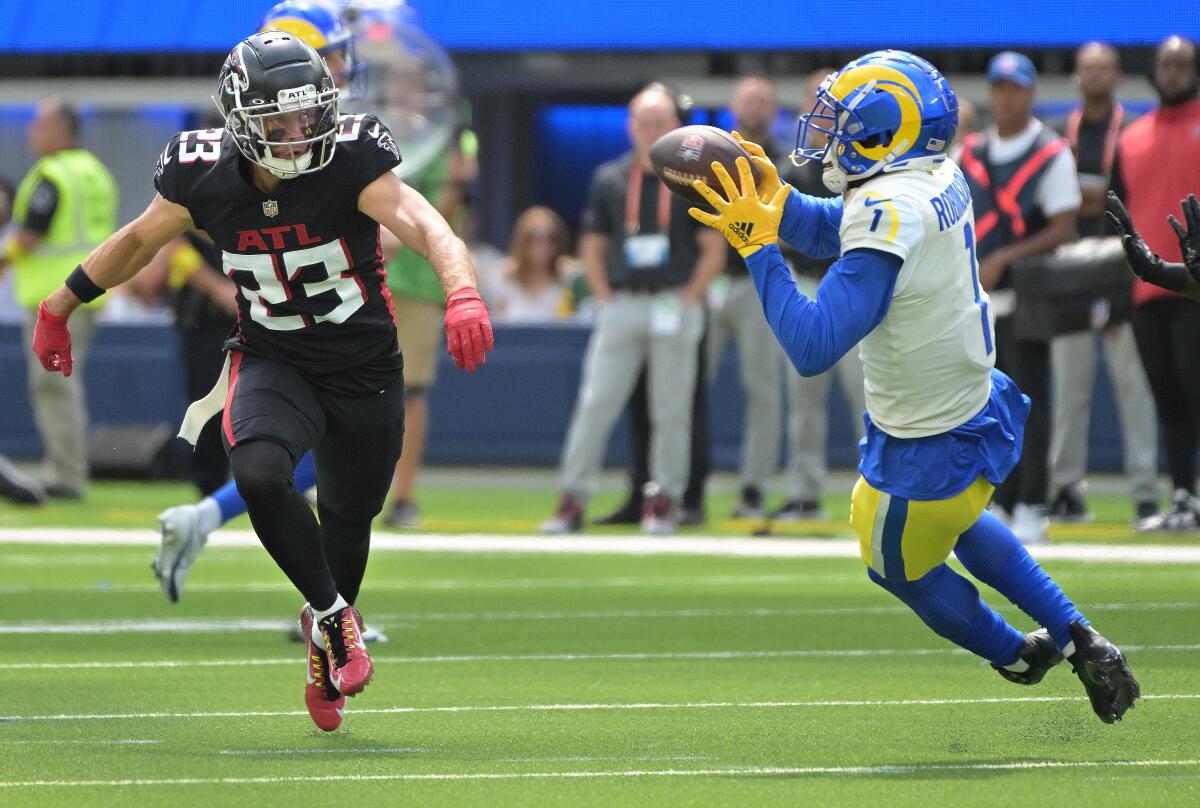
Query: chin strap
260 149 314 179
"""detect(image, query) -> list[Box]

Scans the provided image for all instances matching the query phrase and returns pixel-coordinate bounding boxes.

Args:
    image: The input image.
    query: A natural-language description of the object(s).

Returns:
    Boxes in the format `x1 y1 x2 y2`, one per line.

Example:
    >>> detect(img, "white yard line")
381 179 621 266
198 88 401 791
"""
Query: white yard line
2 644 1197 672
0 573 858 596
3 601 1195 634
0 739 161 745
3 758 1199 788
216 747 426 756
2 528 1199 563
2 693 1196 723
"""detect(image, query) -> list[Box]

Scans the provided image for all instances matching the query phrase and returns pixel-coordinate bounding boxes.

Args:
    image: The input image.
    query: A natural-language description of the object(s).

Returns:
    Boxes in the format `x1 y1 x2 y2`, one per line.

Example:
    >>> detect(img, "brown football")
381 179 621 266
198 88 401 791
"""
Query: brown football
650 125 762 208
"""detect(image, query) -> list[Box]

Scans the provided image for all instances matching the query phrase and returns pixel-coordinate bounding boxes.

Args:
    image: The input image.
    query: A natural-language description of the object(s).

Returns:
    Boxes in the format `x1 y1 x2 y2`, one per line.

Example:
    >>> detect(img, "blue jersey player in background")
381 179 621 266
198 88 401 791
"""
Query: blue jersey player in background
689 50 1139 723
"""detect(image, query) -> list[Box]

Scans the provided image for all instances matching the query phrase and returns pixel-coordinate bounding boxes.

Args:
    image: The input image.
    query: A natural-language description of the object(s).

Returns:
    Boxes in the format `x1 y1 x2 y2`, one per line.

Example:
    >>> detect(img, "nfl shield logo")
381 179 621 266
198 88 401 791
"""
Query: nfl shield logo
678 134 705 162
262 199 279 218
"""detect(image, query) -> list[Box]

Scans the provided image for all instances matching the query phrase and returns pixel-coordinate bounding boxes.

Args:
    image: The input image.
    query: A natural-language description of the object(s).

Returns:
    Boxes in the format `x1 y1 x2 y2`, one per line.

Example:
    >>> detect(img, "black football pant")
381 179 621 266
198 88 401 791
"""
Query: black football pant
1132 298 1200 494
179 321 233 497
223 353 405 610
992 316 1050 511
627 322 710 510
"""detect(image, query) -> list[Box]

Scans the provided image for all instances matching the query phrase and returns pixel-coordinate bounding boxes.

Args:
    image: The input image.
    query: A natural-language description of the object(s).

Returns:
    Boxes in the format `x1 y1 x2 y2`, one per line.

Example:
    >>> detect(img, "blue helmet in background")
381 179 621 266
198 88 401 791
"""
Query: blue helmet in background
259 1 366 98
792 50 959 193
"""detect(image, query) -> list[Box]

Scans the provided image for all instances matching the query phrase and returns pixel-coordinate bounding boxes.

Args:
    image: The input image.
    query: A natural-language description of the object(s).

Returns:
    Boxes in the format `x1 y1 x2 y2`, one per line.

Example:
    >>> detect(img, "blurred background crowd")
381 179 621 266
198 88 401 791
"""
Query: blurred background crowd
0 1 1197 543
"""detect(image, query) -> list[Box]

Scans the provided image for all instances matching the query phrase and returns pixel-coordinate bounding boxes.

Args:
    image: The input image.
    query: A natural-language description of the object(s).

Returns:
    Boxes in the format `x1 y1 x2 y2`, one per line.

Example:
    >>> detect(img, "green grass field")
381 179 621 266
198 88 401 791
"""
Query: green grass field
1 478 1198 805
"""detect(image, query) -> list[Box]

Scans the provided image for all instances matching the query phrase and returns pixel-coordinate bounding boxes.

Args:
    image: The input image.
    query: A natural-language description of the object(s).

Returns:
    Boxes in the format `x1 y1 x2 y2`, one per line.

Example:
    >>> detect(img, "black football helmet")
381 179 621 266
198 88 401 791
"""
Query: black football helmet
215 32 340 178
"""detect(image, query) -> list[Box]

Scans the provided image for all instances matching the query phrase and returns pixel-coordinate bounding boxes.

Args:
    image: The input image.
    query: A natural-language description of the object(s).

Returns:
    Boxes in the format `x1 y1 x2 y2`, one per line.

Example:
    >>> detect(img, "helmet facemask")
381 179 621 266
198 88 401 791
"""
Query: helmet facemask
216 44 341 179
792 78 902 193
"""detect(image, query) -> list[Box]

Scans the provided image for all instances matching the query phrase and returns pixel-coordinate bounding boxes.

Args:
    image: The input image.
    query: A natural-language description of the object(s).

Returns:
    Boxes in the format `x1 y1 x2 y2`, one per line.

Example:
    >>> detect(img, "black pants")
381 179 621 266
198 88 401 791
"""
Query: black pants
179 321 233 496
1132 298 1200 493
627 326 710 510
993 315 1050 510
224 353 405 608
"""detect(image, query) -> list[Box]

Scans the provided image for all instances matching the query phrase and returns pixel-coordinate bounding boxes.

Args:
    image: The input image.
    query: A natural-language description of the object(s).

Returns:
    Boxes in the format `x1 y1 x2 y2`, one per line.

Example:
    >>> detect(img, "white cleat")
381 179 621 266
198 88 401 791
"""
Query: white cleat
1011 503 1051 546
154 505 210 602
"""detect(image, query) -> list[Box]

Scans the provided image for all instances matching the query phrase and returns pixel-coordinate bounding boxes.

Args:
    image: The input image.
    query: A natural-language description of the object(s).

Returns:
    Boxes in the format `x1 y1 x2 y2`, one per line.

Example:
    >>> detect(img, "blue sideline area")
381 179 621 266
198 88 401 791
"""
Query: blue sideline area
0 322 1129 473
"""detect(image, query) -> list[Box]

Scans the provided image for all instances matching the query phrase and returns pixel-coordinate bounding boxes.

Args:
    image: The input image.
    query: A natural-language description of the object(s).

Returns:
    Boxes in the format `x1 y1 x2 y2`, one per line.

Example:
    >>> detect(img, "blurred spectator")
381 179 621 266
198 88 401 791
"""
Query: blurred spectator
1047 42 1158 525
461 201 507 306
0 177 17 320
493 206 573 323
705 75 786 520
776 67 866 521
0 98 117 499
959 52 1080 543
588 84 715 528
948 97 979 158
1110 35 1200 531
380 123 478 527
0 179 47 506
135 232 238 496
540 82 726 535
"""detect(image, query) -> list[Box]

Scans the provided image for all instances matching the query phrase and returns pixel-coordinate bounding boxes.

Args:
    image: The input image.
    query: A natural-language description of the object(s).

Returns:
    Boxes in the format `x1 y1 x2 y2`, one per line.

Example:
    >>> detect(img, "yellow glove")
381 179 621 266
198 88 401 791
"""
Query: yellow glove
731 130 783 201
689 156 789 257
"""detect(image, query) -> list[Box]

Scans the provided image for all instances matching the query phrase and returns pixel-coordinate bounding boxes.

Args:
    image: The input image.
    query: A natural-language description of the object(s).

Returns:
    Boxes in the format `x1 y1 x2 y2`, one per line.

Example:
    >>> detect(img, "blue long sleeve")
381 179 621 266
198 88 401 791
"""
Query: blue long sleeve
744 244 902 377
778 187 844 258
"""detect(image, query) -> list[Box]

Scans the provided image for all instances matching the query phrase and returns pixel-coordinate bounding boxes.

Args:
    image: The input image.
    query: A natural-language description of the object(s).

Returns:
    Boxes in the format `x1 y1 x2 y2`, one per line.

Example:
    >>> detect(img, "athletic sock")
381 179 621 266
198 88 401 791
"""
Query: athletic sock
195 497 222 536
212 478 248 523
868 565 1025 666
954 510 1087 649
312 594 350 645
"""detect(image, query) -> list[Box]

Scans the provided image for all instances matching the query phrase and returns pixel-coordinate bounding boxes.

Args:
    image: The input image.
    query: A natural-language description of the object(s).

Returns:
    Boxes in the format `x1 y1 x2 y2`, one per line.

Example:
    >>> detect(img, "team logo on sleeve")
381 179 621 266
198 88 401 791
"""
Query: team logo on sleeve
371 123 400 160
263 199 279 218
154 145 171 179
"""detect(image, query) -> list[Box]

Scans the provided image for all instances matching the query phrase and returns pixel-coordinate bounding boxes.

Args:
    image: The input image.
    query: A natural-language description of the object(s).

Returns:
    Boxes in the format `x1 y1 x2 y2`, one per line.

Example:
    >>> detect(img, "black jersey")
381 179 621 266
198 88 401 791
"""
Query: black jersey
154 114 403 394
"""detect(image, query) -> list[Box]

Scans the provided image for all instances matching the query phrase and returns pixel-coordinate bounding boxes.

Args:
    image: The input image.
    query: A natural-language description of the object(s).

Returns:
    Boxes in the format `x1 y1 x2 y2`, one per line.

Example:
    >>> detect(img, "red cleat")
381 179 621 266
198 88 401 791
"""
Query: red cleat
300 604 346 731
319 606 374 696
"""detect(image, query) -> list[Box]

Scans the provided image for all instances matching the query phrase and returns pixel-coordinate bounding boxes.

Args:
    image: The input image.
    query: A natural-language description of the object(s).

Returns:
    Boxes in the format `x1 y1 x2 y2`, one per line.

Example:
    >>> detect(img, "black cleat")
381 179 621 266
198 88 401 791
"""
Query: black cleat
1066 621 1140 723
1048 486 1093 524
591 497 642 526
0 455 46 506
993 628 1064 685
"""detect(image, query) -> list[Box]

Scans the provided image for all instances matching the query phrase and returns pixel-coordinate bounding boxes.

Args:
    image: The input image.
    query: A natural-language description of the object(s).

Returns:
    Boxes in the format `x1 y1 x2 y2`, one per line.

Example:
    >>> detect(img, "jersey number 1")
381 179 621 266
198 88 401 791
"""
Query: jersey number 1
223 241 367 331
964 222 993 355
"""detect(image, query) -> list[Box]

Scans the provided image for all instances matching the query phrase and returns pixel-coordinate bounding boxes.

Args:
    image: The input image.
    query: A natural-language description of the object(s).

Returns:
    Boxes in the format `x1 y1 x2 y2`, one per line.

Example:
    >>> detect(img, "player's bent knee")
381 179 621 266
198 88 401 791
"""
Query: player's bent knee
229 441 296 504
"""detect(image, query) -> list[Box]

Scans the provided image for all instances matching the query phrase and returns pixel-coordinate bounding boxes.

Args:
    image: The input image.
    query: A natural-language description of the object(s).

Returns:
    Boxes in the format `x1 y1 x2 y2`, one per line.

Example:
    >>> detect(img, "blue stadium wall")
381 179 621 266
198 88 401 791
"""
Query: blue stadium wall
0 323 1132 474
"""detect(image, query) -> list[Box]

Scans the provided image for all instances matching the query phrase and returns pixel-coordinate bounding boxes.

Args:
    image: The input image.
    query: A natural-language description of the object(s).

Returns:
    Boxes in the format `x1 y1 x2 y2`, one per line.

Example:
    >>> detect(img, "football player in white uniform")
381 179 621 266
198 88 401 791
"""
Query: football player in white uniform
690 50 1139 723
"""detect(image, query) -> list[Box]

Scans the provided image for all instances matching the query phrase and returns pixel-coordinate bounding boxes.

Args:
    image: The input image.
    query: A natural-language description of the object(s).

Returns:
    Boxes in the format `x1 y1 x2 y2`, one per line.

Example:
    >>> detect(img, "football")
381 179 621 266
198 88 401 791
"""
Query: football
650 125 762 208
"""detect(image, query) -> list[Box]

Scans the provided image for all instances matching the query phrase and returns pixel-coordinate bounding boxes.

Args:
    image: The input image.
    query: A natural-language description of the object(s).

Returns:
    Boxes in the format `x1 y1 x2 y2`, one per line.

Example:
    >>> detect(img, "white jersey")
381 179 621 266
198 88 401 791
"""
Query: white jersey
840 160 994 438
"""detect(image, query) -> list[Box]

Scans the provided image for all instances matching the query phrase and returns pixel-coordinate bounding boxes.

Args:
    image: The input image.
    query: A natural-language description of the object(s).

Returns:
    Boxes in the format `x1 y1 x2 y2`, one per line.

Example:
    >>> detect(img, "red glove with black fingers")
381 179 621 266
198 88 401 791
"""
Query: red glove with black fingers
32 301 74 377
444 286 494 372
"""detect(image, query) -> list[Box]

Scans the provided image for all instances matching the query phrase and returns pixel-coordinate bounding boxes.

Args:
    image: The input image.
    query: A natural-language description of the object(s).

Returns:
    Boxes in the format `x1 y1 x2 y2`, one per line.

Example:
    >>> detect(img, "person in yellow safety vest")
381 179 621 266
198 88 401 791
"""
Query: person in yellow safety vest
0 97 117 499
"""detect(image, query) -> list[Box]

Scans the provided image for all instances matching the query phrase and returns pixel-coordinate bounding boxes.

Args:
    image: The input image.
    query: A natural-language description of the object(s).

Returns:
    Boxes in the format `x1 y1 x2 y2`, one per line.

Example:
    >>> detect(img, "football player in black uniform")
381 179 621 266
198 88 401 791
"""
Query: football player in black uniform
31 32 494 731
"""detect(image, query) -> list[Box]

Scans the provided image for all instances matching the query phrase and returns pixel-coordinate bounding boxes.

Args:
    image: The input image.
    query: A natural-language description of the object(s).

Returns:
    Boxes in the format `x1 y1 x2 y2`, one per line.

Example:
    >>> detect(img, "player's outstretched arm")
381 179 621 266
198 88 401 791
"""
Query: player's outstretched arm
730 131 842 258
34 194 193 375
43 194 193 319
745 245 899 376
1104 190 1200 300
778 190 844 259
1168 193 1200 297
358 170 494 371
687 157 898 376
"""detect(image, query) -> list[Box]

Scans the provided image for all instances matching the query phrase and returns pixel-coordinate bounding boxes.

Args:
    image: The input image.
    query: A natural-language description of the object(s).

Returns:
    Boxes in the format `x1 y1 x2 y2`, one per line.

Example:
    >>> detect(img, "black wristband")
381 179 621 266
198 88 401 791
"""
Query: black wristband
65 264 106 303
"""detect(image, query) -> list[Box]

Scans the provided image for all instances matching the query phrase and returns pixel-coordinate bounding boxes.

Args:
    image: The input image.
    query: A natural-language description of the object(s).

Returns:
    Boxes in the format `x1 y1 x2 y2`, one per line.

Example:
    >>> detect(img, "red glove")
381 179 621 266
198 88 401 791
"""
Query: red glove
33 301 74 377
444 286 494 372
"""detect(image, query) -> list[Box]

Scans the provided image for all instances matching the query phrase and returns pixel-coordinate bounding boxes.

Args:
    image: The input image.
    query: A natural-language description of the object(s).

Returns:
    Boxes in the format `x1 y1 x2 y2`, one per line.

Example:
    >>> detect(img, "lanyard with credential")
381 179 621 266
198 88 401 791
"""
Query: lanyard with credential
625 166 672 235
1066 103 1124 176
